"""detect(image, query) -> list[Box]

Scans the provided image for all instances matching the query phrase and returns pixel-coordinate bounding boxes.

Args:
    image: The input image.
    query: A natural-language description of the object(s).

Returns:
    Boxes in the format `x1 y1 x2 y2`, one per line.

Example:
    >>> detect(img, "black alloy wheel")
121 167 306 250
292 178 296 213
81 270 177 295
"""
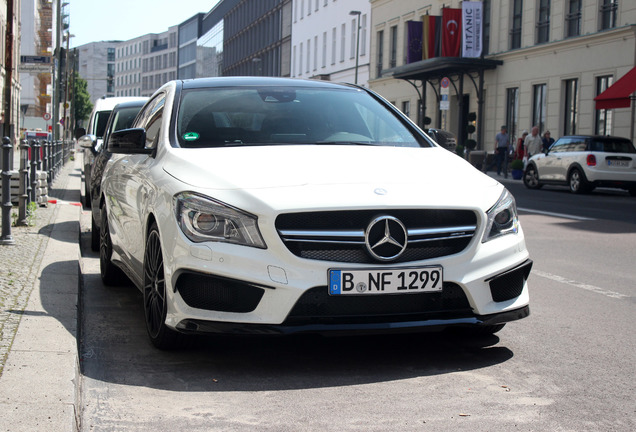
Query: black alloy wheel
143 222 182 350
99 207 126 285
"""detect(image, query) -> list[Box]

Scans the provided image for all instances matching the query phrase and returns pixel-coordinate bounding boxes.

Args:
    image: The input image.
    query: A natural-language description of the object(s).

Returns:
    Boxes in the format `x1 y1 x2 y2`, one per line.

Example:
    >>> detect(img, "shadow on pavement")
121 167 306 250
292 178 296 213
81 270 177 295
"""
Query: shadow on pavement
78 266 514 393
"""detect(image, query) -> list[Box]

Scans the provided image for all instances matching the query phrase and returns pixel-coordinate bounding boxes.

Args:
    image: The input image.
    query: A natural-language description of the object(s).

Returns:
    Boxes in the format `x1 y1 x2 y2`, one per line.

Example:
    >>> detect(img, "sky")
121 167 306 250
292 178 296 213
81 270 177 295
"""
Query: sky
69 0 220 48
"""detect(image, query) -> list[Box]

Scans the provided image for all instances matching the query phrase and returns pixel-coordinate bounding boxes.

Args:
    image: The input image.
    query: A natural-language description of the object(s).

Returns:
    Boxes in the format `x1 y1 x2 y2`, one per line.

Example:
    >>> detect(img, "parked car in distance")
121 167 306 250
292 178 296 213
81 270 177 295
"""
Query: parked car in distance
427 128 457 153
523 135 636 195
100 77 531 349
77 96 148 207
89 98 148 251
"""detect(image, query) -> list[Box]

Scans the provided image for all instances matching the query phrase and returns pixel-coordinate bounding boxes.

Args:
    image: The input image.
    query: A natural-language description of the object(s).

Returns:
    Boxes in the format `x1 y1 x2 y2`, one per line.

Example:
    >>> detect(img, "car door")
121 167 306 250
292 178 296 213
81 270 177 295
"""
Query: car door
537 138 569 180
105 94 166 279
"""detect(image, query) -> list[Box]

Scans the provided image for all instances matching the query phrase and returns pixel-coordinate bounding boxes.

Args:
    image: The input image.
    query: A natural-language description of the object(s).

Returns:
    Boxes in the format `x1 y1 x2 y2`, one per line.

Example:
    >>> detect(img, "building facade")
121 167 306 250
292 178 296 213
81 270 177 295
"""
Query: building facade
77 41 119 104
1 0 22 143
223 0 292 77
290 0 371 86
369 0 636 151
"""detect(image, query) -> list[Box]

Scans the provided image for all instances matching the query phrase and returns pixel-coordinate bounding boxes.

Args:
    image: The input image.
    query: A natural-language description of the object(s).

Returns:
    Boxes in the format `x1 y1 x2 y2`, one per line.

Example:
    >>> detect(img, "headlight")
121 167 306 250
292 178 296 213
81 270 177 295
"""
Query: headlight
482 189 519 243
174 192 266 248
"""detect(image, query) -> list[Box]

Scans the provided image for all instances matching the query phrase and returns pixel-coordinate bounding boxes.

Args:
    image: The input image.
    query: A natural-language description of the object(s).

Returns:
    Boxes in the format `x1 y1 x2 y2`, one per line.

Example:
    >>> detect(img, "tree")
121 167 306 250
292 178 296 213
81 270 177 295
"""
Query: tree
72 72 92 127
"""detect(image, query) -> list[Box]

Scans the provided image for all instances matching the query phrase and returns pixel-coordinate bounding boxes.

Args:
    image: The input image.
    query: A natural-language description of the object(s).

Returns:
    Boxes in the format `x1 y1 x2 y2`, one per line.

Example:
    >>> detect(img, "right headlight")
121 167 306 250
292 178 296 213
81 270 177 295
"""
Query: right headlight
482 188 519 243
174 192 266 249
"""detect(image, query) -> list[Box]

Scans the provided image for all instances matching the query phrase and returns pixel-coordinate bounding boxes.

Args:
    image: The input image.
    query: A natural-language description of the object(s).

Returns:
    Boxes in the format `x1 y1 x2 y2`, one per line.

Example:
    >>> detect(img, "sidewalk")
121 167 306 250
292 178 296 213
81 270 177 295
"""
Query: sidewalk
0 154 82 431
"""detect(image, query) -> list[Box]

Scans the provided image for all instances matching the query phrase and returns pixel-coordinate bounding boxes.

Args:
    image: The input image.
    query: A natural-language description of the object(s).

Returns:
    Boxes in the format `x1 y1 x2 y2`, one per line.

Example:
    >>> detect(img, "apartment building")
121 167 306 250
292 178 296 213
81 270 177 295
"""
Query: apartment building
370 0 636 150
290 0 371 86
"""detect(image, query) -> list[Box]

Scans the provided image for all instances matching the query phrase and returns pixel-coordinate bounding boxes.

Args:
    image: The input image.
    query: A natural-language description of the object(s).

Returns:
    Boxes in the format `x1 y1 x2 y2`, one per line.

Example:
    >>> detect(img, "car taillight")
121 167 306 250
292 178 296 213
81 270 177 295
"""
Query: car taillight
586 154 596 166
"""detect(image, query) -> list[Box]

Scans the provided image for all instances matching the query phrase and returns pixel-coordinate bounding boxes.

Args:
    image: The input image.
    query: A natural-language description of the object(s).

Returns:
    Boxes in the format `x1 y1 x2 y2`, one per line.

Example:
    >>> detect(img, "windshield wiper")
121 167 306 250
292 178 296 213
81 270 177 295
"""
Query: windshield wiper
315 140 376 146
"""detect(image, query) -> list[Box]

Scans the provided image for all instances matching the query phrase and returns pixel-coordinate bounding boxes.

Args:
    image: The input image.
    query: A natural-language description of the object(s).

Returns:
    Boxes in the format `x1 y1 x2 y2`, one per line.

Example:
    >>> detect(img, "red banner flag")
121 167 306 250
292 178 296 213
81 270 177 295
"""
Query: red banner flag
442 8 462 57
423 15 441 59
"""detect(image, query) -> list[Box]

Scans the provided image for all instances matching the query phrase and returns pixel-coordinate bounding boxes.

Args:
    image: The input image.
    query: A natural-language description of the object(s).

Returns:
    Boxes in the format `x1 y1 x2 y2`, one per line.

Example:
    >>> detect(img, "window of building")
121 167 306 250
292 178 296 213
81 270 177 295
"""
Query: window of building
506 88 519 141
351 19 357 59
107 48 116 62
361 14 367 56
300 0 304 19
566 0 582 37
533 84 547 133
510 0 523 49
600 0 618 30
389 25 398 68
563 79 578 135
595 75 614 135
314 36 318 71
376 30 384 78
307 38 311 73
299 42 303 75
537 0 550 44
315 0 319 12
401 101 410 118
322 32 327 68
483 0 491 54
340 23 346 62
332 28 337 65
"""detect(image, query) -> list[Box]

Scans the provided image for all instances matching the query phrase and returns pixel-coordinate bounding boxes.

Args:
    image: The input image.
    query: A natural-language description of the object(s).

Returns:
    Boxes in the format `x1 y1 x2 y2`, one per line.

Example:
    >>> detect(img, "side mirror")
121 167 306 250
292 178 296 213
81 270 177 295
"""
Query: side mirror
74 127 86 140
78 134 97 150
108 128 153 154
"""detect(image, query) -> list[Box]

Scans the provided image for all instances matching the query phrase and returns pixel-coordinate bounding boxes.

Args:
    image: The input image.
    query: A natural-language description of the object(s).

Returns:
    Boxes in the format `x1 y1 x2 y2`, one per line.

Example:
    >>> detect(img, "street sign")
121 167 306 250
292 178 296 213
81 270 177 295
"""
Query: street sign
440 77 450 88
43 113 51 121
20 55 51 64
440 94 449 111
19 64 52 73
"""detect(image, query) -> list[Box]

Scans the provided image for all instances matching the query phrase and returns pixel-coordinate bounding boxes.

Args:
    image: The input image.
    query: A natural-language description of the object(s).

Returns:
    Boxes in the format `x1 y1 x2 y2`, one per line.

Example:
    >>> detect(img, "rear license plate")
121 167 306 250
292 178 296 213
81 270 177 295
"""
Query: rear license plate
608 160 629 167
328 266 443 295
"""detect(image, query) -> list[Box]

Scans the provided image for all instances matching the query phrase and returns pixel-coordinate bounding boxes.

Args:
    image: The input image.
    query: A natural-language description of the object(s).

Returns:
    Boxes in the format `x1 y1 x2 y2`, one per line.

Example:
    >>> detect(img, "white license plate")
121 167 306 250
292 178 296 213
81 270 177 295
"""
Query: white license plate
608 160 629 167
328 266 443 295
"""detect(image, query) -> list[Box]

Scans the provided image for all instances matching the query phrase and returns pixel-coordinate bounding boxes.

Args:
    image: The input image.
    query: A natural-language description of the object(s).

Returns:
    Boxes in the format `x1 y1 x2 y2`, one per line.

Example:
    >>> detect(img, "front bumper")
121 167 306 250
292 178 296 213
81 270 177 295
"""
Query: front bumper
175 305 530 336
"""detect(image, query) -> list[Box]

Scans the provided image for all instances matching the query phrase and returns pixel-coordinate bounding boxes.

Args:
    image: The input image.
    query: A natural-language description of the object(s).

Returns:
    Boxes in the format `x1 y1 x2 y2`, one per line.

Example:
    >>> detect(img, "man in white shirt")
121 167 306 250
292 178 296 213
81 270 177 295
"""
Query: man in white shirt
524 126 543 158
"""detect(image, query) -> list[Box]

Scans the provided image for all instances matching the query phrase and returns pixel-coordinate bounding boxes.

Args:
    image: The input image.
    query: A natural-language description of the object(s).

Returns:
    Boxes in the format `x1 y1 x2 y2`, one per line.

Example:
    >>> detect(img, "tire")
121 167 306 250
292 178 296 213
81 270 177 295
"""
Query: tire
99 207 127 286
90 214 100 252
84 180 92 208
628 188 636 197
523 164 542 189
568 168 591 194
143 222 183 350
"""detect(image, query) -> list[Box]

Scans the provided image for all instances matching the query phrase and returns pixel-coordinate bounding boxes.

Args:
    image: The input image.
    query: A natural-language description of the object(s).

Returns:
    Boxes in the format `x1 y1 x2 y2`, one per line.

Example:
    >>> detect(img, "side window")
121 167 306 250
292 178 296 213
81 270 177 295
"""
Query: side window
134 94 165 149
550 139 569 153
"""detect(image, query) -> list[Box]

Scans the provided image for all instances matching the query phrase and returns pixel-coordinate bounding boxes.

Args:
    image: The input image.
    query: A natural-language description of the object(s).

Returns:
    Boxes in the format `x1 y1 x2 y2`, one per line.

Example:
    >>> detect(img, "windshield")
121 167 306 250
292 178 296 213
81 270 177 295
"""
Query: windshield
176 86 426 148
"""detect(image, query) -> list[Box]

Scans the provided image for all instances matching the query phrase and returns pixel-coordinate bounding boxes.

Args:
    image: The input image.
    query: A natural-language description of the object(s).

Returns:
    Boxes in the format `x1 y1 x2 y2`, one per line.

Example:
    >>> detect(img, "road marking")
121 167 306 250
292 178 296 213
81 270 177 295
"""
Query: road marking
533 270 629 299
517 207 595 221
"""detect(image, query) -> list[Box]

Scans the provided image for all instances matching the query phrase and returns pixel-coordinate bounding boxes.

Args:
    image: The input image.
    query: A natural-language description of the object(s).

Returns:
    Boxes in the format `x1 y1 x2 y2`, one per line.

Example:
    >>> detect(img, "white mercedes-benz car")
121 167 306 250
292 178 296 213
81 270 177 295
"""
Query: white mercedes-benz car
100 77 531 349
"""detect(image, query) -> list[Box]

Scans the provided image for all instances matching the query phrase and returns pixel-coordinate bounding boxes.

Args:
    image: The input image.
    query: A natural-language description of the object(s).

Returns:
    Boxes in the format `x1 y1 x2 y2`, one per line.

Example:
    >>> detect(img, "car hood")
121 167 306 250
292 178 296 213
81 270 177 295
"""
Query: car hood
162 145 503 211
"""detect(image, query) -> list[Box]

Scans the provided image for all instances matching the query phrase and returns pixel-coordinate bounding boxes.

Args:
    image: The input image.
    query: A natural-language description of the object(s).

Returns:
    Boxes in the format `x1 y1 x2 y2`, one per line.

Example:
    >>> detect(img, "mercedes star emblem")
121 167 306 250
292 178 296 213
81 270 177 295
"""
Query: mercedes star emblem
365 216 408 261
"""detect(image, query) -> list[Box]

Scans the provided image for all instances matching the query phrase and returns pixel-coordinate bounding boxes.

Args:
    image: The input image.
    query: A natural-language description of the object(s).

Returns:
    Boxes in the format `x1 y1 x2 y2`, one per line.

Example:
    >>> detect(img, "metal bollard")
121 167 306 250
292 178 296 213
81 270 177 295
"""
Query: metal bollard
30 140 38 204
17 139 30 226
1 137 15 245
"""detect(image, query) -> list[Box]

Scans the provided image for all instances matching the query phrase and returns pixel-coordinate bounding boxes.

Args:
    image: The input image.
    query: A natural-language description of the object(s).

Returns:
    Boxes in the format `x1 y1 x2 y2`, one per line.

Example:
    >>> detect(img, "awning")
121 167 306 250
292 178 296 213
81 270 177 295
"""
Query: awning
594 66 636 110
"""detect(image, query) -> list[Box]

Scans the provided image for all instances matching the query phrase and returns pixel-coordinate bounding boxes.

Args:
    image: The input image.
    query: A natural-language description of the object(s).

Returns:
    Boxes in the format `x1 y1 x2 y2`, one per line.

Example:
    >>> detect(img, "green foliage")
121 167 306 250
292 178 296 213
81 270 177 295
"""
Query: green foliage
73 72 93 125
510 159 524 170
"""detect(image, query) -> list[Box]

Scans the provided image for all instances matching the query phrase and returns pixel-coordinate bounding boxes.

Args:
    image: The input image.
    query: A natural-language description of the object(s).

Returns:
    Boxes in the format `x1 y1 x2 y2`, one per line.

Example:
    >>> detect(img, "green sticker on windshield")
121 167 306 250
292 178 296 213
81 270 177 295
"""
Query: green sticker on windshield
183 132 200 141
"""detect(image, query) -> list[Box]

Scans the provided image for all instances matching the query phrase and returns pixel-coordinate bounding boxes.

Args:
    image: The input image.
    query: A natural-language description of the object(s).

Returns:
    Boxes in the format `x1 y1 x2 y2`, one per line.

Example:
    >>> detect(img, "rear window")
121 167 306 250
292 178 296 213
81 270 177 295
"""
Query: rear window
590 138 636 153
176 86 427 149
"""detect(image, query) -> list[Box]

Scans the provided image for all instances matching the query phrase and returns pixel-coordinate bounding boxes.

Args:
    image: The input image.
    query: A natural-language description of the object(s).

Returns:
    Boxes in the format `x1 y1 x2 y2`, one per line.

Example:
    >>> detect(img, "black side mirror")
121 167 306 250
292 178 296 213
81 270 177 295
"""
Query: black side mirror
108 128 153 154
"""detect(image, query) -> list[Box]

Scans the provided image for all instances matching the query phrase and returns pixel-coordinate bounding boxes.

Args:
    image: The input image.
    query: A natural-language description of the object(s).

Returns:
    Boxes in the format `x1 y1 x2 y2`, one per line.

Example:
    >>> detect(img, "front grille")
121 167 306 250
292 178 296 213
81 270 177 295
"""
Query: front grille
489 260 533 302
276 209 477 264
176 273 265 313
284 283 472 326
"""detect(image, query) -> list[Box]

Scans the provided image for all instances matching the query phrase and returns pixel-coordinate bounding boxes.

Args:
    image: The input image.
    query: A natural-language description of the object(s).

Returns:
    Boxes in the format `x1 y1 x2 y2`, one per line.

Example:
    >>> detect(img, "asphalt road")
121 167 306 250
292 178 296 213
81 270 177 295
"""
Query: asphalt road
77 179 636 432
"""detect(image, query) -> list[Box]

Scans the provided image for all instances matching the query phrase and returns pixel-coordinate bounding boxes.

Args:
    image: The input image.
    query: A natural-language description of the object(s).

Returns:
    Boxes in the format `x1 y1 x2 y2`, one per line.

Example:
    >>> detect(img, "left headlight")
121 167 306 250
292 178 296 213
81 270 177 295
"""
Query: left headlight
482 188 519 243
174 192 266 249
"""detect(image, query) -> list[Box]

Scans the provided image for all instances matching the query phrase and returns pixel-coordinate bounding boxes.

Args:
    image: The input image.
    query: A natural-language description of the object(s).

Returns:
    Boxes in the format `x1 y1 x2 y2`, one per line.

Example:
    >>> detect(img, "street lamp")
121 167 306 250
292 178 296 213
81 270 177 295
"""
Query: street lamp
349 10 362 85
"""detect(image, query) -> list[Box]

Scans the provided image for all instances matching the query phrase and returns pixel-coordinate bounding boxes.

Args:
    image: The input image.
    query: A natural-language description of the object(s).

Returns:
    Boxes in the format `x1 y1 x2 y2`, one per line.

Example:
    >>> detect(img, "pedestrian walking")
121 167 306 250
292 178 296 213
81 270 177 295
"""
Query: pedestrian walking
484 125 511 177
524 126 543 158
542 130 555 152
